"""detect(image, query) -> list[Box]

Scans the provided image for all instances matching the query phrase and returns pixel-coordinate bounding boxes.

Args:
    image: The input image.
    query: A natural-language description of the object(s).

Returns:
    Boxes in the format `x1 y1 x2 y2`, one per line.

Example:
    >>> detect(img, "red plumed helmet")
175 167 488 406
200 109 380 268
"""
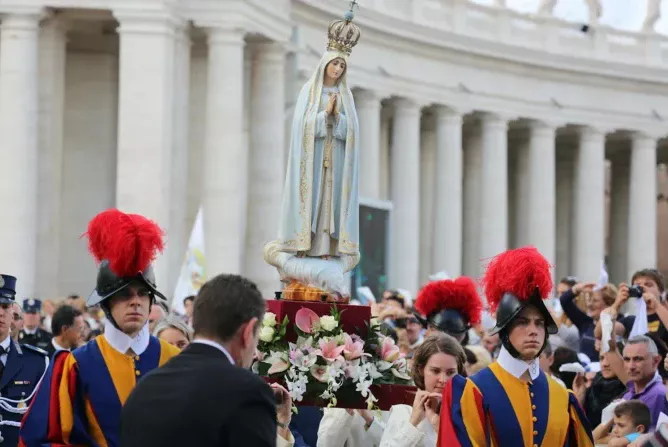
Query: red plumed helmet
482 246 553 313
415 277 482 326
84 209 165 278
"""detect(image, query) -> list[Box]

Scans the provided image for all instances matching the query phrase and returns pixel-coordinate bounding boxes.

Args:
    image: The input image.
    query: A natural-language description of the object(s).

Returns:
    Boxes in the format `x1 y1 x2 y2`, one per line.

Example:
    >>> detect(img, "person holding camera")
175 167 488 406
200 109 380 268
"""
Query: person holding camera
119 274 296 447
595 269 668 345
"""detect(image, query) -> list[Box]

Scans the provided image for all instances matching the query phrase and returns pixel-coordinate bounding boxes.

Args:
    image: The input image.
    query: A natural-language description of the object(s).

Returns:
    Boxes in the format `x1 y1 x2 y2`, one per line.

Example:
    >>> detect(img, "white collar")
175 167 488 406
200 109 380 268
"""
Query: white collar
193 338 235 365
103 323 150 355
23 327 37 335
0 335 11 353
497 346 541 381
409 333 424 349
52 338 68 352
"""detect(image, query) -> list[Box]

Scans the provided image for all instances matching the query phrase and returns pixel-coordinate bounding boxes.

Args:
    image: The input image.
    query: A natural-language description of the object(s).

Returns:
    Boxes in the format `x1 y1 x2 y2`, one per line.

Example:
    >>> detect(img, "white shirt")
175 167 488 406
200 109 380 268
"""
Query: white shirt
51 338 68 353
22 327 37 336
0 335 11 366
103 323 150 355
192 339 235 365
496 346 541 381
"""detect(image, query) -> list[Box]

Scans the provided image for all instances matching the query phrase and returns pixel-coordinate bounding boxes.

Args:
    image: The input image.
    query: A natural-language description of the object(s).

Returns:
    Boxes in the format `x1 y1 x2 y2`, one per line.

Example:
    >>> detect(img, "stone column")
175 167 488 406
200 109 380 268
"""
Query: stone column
114 10 176 285
203 27 247 276
356 89 381 200
627 133 657 275
36 17 67 298
556 145 575 281
609 154 629 283
419 115 436 282
379 106 392 200
432 107 463 277
479 113 509 260
166 21 192 296
245 42 285 297
389 98 421 293
462 122 482 277
0 10 42 296
527 121 557 267
572 126 606 281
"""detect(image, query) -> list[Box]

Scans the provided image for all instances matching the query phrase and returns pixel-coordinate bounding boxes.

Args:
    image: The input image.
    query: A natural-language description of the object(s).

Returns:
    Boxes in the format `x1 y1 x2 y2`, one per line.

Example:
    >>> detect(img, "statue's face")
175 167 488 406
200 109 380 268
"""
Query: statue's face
325 58 346 81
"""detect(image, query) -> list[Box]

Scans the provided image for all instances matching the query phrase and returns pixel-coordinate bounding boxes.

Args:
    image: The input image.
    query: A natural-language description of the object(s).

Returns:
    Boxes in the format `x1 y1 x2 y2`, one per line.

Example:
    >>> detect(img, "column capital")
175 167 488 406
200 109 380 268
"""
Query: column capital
249 41 286 63
113 9 180 35
206 25 245 45
632 131 657 145
392 97 421 116
354 89 381 108
578 125 606 142
529 120 558 137
433 105 465 121
174 19 192 42
40 14 71 34
0 7 45 30
479 112 509 130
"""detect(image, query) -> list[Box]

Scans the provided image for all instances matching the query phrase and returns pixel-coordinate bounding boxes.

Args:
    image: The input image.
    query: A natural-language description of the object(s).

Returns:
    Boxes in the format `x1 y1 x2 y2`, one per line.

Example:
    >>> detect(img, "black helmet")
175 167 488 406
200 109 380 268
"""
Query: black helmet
483 247 558 343
84 209 167 310
415 276 482 341
87 261 167 307
488 290 558 336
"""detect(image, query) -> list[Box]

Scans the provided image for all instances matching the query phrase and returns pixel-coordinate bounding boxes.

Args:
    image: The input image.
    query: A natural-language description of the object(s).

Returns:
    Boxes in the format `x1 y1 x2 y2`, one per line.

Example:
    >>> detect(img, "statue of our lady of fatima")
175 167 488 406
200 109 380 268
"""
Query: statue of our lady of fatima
264 1 361 301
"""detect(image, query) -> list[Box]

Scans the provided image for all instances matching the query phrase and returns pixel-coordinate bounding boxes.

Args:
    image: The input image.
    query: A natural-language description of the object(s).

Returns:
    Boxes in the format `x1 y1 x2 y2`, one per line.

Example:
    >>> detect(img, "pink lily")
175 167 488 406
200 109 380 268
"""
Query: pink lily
316 338 346 362
265 352 290 375
295 307 320 334
343 333 366 360
380 336 401 363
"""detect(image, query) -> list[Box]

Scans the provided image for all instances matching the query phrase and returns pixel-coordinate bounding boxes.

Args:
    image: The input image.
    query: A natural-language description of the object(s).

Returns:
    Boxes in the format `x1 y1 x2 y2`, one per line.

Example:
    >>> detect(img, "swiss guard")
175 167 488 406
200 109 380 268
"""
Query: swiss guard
18 299 52 352
0 274 49 447
438 247 594 447
19 209 180 447
414 276 482 344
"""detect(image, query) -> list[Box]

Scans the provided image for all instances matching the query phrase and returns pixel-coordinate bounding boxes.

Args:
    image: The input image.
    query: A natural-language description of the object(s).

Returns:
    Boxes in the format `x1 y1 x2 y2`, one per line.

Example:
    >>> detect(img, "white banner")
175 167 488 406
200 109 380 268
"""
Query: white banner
172 207 206 314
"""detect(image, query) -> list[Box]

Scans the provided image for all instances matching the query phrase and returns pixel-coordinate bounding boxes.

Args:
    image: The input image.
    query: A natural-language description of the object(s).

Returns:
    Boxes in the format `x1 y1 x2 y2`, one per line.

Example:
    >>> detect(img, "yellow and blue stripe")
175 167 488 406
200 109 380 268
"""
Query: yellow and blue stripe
19 335 178 447
439 362 594 447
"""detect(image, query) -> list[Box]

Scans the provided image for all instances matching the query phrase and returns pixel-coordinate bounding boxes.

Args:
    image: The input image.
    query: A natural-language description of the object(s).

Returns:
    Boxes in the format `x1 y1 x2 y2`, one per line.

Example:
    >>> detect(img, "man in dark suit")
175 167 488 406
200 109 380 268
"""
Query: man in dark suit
44 305 85 357
120 274 295 447
18 299 52 351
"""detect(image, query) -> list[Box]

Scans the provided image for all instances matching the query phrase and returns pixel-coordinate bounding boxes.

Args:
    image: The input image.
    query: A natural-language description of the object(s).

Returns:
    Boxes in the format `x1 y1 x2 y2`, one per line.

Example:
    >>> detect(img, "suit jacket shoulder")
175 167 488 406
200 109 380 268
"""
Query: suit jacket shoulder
20 343 49 357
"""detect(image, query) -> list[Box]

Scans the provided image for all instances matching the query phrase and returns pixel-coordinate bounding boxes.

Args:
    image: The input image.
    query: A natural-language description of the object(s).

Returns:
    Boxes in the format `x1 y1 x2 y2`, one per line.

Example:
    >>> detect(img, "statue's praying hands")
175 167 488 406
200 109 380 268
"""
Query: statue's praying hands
326 93 338 116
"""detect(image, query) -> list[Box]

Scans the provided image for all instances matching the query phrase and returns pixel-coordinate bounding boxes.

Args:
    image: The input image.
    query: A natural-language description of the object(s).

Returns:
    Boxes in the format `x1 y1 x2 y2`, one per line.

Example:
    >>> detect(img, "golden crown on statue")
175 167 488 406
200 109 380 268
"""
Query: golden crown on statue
326 0 362 56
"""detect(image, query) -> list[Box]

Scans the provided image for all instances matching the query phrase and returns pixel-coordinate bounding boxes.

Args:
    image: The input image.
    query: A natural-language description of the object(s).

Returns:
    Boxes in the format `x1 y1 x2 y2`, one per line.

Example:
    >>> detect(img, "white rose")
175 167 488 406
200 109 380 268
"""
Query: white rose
319 315 338 332
259 326 275 343
263 312 277 327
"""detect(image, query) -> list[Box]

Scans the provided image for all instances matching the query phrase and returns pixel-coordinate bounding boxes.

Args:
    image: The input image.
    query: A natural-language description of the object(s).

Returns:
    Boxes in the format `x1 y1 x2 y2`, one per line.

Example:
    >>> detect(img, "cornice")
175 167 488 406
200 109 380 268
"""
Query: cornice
292 0 668 88
185 0 291 45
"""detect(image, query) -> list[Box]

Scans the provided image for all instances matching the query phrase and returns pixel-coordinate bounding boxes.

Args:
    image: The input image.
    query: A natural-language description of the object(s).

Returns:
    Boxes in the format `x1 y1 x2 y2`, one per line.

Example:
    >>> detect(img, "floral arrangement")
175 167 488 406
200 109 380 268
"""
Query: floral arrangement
253 305 412 410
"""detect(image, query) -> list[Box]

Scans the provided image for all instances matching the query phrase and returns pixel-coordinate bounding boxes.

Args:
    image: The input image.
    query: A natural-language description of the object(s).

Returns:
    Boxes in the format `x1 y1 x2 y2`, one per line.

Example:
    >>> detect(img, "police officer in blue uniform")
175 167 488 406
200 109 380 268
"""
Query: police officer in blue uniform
0 275 49 446
18 299 51 352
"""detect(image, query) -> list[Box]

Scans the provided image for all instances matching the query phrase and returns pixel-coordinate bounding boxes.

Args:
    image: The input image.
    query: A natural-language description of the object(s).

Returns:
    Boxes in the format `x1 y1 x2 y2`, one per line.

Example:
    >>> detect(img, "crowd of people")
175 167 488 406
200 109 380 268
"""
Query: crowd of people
0 208 663 447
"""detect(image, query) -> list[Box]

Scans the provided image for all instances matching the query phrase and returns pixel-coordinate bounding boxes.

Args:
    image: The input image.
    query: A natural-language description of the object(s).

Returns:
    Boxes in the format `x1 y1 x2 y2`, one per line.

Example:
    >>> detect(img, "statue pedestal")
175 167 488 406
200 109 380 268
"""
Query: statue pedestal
264 376 416 410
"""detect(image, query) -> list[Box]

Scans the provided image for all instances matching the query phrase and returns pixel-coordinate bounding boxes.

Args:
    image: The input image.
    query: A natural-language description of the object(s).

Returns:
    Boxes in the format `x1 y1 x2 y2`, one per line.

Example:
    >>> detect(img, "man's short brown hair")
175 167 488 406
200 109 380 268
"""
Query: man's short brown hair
193 274 264 341
632 269 665 293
